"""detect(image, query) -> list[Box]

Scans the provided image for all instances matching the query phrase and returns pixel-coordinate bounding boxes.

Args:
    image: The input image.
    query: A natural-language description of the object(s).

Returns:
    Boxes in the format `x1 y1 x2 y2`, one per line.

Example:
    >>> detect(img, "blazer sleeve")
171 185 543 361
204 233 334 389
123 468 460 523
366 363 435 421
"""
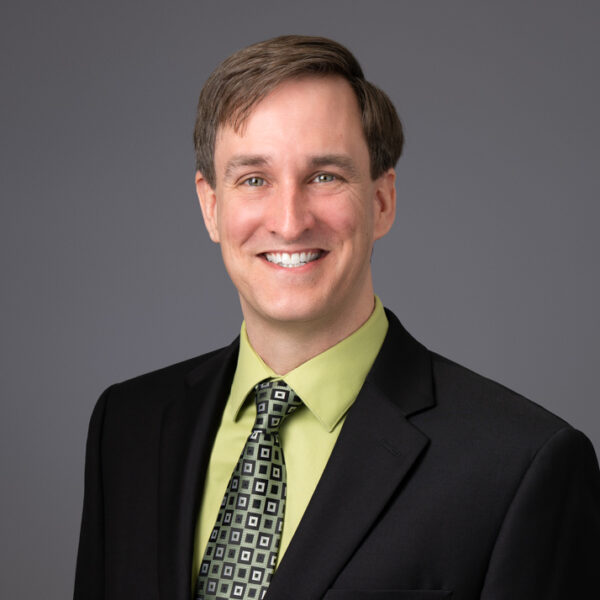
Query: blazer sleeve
73 386 111 600
481 426 600 598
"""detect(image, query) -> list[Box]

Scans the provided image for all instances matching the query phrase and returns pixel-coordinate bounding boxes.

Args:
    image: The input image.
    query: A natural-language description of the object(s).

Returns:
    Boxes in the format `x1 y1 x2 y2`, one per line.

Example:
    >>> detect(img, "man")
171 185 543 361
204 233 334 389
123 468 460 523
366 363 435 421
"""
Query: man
74 35 600 600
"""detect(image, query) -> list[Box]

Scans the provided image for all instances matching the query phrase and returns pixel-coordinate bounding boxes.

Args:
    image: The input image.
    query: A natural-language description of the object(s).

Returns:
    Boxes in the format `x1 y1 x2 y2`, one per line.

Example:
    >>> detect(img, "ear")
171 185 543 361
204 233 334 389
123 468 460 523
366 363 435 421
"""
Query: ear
195 171 220 243
372 168 396 240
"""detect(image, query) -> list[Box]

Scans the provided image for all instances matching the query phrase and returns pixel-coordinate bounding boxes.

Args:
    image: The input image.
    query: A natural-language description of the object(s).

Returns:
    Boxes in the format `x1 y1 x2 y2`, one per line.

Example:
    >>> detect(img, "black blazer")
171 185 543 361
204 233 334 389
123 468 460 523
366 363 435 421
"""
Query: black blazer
74 310 600 599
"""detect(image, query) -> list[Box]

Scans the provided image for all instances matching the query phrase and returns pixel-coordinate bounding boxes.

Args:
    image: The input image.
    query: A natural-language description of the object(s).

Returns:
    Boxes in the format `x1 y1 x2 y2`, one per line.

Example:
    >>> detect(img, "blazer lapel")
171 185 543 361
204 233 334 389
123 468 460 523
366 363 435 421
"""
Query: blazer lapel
157 339 239 600
266 310 435 600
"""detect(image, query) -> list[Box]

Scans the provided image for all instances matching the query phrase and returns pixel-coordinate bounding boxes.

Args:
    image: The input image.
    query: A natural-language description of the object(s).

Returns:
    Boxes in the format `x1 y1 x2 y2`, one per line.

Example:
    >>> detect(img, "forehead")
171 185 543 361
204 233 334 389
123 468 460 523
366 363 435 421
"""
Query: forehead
232 75 361 130
214 76 368 171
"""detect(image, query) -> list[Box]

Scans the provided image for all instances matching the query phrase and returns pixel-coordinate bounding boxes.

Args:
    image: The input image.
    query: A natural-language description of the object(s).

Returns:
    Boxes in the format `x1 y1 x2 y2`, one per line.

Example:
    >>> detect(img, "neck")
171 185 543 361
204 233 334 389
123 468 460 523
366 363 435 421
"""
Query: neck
243 295 376 375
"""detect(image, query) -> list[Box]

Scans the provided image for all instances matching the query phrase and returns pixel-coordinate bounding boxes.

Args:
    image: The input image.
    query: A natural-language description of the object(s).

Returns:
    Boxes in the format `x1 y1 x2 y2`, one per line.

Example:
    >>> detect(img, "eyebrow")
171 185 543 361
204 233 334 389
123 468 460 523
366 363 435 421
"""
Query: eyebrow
307 154 360 179
223 155 271 181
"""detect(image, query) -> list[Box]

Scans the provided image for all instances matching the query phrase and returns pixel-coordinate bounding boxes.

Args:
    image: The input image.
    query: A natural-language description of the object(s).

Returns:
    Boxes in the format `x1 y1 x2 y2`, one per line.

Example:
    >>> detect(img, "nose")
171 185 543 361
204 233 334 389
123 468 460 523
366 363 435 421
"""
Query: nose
267 181 315 240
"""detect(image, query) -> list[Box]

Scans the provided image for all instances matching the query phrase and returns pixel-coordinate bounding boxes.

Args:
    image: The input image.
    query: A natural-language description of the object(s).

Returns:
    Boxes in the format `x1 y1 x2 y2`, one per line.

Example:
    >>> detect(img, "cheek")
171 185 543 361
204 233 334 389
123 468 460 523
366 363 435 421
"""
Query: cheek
218 201 264 247
317 195 373 240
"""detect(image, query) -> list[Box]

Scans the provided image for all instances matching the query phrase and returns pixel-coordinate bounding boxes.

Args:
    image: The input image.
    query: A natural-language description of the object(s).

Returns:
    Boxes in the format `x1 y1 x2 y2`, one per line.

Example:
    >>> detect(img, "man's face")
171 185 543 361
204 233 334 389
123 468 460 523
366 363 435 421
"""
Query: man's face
196 76 395 333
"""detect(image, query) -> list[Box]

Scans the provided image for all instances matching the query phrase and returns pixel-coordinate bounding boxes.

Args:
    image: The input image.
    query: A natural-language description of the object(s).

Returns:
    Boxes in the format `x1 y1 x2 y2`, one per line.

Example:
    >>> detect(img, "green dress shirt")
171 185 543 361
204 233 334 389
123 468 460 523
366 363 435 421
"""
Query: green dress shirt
191 296 388 587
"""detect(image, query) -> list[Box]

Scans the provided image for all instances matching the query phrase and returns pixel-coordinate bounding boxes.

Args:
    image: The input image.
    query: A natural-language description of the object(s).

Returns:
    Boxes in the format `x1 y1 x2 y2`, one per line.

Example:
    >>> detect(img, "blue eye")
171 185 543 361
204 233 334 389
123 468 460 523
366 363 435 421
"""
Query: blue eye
314 173 335 183
244 176 265 187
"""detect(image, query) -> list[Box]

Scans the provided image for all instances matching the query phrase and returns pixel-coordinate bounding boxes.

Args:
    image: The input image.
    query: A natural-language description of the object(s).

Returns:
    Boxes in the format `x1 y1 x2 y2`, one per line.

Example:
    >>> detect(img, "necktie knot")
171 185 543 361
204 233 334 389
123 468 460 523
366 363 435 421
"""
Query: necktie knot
253 379 302 434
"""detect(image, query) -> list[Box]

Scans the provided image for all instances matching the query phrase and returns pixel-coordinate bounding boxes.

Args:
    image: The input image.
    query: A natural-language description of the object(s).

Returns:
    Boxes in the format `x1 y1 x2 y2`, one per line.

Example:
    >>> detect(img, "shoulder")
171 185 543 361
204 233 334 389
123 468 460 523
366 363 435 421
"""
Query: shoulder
410 351 600 524
381 309 573 445
97 339 239 415
424 350 584 465
431 351 569 428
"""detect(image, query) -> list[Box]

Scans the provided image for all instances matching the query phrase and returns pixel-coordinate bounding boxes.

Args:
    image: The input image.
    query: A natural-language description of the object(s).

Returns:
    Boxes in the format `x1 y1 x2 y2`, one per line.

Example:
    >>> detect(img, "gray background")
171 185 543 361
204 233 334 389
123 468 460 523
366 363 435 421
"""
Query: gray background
1 0 598 597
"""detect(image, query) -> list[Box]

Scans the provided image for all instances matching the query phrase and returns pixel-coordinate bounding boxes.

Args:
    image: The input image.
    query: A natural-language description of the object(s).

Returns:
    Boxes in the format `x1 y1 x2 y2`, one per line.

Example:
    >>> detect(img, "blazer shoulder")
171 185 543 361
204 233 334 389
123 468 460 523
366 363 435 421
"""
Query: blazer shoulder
99 339 239 412
414 351 600 515
377 309 572 442
428 350 573 444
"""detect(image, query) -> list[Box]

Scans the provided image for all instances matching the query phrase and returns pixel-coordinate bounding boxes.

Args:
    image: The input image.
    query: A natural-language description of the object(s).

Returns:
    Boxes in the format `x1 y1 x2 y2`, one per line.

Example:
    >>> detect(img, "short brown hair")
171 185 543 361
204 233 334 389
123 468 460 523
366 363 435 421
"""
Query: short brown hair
193 35 404 188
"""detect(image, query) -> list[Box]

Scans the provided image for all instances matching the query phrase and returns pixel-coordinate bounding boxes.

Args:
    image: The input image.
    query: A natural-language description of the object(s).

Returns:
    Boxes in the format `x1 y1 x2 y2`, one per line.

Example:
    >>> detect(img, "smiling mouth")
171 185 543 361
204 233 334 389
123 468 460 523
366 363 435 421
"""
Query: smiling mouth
263 250 324 268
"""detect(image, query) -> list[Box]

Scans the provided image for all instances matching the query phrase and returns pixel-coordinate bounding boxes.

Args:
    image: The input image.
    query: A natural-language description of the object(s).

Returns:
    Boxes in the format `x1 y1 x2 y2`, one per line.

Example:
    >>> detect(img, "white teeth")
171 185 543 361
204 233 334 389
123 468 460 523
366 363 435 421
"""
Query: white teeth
264 251 322 268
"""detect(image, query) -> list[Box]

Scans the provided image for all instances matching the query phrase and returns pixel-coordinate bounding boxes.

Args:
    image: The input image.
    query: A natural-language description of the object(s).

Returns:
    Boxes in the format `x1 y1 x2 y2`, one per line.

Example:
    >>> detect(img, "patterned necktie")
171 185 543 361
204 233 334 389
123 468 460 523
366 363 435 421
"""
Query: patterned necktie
195 379 302 600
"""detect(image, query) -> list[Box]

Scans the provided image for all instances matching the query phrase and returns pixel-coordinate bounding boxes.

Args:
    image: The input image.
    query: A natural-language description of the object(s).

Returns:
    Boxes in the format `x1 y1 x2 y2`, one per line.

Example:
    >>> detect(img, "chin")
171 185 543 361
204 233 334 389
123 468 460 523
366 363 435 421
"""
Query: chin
266 306 326 326
252 295 332 326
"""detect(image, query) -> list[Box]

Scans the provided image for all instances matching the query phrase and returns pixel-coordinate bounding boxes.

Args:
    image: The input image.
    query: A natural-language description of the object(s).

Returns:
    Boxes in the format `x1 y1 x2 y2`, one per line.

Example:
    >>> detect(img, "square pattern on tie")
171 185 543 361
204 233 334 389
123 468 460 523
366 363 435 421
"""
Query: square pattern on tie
195 379 302 600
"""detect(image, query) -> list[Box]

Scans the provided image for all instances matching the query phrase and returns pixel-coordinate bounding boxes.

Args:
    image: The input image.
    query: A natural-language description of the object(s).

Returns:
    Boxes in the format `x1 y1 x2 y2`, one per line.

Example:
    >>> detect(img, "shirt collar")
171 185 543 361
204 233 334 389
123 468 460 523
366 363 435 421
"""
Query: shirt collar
227 296 388 432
